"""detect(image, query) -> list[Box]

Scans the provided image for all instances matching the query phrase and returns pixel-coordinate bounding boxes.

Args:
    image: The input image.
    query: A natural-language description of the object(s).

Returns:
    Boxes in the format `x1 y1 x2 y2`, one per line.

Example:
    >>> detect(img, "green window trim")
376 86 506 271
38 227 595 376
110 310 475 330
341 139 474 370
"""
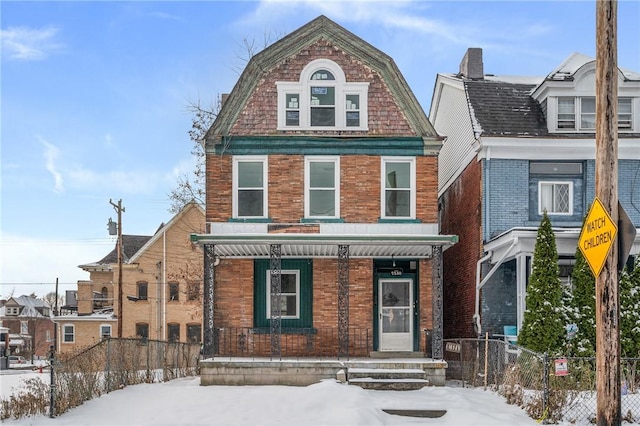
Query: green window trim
254 259 313 328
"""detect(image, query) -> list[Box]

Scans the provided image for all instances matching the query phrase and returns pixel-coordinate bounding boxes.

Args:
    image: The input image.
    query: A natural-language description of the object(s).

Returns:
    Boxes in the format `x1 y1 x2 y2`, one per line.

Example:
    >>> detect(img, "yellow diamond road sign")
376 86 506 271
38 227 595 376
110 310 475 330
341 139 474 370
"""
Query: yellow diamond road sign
578 197 618 277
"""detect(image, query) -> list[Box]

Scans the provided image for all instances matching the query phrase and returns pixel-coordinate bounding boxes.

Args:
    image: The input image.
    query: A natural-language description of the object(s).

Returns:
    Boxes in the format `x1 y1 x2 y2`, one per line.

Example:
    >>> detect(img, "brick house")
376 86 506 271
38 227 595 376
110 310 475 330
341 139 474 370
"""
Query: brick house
190 16 457 359
0 295 54 359
54 202 205 353
430 48 640 339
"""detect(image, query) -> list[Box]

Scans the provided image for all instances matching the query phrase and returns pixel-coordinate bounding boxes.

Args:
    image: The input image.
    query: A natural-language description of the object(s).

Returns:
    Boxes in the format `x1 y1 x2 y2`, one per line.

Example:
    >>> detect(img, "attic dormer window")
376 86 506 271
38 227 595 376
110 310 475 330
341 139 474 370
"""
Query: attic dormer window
277 59 369 131
555 96 634 131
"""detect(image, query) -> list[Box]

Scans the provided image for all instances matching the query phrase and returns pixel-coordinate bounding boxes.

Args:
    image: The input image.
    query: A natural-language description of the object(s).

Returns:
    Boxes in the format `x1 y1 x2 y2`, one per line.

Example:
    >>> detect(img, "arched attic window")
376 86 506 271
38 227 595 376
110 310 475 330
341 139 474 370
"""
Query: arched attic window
276 59 369 131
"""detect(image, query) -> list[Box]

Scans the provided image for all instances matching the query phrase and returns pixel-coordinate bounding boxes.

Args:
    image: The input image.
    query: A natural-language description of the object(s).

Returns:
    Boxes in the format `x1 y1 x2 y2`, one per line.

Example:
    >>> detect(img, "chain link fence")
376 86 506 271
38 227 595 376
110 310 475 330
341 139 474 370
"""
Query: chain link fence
444 338 640 424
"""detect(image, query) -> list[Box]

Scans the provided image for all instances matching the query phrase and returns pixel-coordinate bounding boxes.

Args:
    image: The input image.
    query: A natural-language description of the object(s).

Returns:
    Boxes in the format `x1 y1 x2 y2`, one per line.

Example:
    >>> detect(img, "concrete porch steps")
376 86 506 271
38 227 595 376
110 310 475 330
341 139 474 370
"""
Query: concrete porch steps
347 366 430 390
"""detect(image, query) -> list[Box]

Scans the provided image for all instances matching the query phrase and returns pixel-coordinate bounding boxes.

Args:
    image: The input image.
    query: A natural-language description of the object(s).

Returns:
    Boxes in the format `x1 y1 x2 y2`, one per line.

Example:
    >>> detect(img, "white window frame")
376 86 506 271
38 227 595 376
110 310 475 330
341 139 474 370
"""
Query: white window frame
233 156 268 219
304 156 340 219
100 324 112 340
538 181 573 216
6 307 19 316
20 321 28 334
380 157 416 220
277 59 369 131
63 324 75 343
266 270 300 320
556 96 634 131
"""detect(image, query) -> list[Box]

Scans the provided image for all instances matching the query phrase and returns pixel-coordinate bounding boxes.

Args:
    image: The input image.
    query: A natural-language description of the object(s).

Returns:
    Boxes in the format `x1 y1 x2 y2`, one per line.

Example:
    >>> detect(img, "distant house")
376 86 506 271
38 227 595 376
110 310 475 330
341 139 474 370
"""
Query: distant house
0 295 54 359
190 16 456 359
430 48 640 339
54 202 205 353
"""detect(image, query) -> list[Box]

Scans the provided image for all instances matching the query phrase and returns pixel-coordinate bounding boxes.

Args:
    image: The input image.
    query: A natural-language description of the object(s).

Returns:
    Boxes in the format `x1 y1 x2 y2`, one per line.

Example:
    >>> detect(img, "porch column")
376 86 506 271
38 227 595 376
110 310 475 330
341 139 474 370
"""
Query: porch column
202 244 216 358
432 245 444 359
337 244 350 358
270 244 282 359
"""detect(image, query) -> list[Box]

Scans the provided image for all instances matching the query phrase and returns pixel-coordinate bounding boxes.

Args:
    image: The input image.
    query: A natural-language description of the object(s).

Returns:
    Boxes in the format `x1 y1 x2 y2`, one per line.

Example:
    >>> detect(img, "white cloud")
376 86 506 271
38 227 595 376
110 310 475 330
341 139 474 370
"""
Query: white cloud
40 137 64 193
66 167 164 195
0 26 63 61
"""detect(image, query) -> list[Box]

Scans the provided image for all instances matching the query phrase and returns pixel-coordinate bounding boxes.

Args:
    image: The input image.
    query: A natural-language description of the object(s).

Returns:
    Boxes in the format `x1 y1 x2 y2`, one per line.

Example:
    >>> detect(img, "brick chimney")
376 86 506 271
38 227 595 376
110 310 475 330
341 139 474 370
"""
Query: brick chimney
459 48 484 80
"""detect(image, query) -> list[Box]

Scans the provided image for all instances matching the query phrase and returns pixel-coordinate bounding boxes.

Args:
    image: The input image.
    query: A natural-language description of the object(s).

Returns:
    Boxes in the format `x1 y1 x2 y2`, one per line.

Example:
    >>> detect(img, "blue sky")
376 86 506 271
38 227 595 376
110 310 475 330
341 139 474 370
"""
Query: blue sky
2 0 640 299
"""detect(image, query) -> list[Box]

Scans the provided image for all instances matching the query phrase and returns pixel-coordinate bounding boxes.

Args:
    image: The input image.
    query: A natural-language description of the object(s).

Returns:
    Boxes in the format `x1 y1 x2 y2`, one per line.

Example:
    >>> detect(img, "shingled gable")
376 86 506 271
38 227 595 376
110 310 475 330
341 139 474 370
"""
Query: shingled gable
79 234 152 271
205 15 439 144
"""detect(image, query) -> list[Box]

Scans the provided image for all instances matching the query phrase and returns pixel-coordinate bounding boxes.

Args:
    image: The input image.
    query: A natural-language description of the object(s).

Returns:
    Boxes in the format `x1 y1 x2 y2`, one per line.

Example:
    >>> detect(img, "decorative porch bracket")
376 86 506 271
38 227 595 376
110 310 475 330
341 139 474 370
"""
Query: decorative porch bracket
338 244 350 358
203 244 216 358
431 245 444 359
270 244 282 359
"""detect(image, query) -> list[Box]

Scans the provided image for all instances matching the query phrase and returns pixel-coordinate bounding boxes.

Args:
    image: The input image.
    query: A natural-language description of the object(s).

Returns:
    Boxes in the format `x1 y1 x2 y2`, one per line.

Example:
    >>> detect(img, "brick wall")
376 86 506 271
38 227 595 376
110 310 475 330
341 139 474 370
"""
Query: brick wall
230 39 414 137
116 205 205 342
440 159 482 338
206 154 438 224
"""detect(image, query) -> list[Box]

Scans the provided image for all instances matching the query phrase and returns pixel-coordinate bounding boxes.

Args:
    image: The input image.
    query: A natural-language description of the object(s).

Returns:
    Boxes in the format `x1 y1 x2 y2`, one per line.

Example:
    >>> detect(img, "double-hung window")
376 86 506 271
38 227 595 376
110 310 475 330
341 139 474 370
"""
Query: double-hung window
305 157 339 219
63 325 74 343
233 156 268 219
381 158 415 219
266 270 300 319
136 323 149 341
168 323 180 342
100 325 111 340
580 97 596 129
277 59 369 130
619 98 632 129
557 97 634 131
137 281 148 300
169 282 179 301
557 97 576 129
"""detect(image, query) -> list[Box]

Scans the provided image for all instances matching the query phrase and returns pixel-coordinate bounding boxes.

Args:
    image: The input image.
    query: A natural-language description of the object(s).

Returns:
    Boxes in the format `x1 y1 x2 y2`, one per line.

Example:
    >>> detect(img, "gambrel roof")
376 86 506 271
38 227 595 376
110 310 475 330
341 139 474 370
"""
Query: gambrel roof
206 15 438 141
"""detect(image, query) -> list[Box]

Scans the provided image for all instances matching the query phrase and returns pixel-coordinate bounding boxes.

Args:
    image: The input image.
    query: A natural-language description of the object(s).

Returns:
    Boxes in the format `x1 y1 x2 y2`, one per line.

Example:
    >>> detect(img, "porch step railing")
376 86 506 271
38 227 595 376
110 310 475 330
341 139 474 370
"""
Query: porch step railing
214 327 371 358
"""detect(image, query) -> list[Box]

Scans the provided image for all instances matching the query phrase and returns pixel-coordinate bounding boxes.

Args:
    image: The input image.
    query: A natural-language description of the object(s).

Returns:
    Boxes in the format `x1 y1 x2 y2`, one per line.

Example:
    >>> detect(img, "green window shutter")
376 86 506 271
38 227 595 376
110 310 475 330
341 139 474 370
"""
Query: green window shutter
254 259 312 328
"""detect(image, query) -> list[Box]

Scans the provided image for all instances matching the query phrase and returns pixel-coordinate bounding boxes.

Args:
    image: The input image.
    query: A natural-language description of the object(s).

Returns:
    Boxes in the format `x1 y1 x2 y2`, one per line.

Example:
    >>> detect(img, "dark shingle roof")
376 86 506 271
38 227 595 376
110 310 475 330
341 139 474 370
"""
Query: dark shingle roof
464 80 548 137
97 235 152 264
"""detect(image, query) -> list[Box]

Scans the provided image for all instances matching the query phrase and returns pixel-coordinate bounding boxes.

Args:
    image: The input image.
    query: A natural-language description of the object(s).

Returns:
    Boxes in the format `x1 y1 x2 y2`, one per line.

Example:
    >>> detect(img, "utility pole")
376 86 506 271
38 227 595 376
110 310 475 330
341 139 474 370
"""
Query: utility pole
109 199 125 338
595 1 620 424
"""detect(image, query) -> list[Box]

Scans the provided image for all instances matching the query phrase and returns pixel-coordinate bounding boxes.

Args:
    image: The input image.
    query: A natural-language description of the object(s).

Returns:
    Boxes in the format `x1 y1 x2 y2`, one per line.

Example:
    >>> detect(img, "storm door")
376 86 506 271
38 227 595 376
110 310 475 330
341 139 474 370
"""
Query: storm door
378 278 413 351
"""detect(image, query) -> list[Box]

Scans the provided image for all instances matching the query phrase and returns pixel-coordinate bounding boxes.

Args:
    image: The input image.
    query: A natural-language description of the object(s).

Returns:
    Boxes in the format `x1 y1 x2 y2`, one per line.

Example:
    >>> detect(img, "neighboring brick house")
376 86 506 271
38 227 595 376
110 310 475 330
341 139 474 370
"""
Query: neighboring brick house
0 295 54 359
430 48 640 339
54 202 205 353
190 16 457 359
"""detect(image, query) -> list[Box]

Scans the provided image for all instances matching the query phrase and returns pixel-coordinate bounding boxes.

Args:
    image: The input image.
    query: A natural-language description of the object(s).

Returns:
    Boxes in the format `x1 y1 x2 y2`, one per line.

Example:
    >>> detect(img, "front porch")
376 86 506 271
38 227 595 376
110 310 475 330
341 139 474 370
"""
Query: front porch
200 326 447 387
200 357 447 387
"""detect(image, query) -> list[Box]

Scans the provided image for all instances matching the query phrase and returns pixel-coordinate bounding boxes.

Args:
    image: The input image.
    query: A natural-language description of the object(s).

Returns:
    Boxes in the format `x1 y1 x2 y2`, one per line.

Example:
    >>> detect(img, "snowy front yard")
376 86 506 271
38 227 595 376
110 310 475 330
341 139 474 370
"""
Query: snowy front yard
1 370 537 425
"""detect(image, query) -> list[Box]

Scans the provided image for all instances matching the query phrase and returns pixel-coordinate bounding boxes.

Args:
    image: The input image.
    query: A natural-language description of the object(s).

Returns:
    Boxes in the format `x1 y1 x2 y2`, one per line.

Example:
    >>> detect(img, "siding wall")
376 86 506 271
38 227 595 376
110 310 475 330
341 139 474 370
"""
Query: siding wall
432 81 477 194
483 158 640 242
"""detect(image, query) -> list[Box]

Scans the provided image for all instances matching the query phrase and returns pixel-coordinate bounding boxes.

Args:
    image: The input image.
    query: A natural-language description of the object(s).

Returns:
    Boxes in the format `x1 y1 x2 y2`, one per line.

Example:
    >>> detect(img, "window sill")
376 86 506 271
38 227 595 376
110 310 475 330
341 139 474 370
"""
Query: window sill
251 327 316 335
229 218 272 223
378 218 422 223
300 218 344 223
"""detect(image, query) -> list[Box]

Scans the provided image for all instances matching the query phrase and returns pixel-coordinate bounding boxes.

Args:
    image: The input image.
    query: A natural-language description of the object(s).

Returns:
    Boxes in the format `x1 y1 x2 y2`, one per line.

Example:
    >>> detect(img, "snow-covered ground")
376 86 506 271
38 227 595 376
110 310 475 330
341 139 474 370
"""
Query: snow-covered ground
1 369 538 425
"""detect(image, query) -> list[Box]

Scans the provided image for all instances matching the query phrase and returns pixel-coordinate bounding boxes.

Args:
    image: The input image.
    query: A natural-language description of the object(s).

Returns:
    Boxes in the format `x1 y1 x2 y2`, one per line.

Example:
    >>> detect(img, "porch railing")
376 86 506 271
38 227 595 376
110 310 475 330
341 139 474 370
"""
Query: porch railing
213 327 371 358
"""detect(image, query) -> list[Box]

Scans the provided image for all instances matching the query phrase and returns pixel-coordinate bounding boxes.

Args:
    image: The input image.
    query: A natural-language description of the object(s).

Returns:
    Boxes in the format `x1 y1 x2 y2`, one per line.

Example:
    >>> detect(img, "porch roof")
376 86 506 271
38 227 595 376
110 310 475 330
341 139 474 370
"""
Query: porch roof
190 232 458 259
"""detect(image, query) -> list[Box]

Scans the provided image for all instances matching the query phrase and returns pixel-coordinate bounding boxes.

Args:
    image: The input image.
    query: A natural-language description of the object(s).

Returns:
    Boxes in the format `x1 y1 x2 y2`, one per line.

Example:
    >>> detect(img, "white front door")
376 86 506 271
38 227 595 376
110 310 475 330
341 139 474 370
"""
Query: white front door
378 278 413 351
